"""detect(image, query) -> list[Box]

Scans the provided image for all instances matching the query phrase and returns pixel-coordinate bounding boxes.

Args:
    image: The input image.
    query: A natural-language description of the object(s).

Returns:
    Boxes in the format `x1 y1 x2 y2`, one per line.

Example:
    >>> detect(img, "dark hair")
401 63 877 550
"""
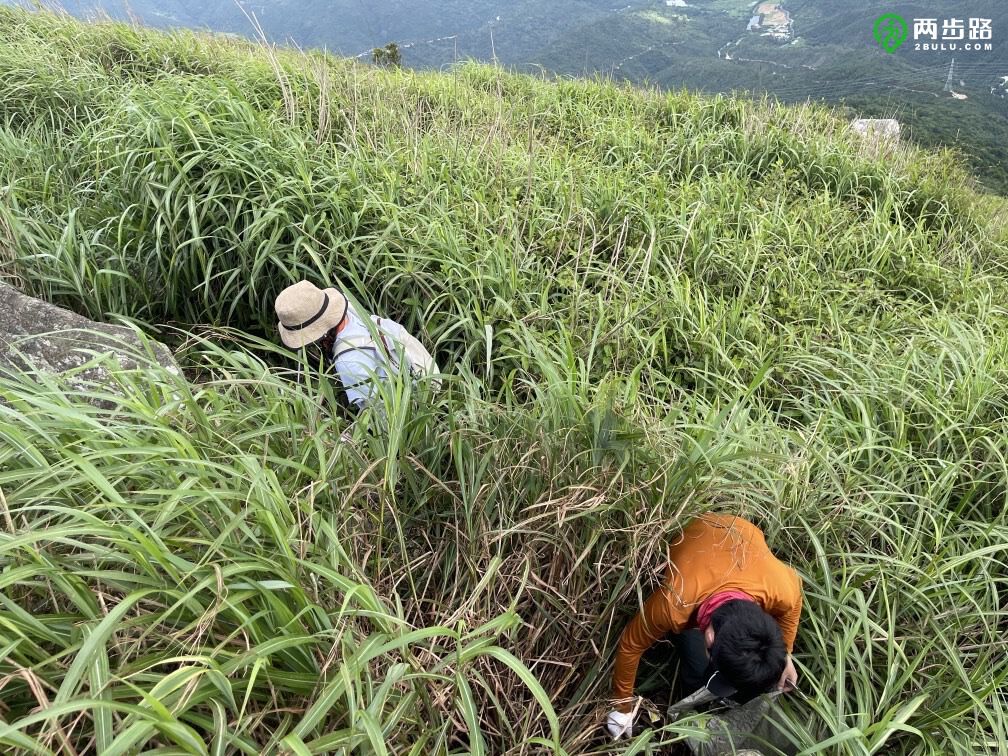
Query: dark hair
709 600 787 699
307 324 342 366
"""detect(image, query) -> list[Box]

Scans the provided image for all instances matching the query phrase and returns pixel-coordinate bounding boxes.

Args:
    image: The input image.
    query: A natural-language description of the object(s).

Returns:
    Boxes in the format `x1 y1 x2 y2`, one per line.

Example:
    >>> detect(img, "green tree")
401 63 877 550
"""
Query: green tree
372 42 402 68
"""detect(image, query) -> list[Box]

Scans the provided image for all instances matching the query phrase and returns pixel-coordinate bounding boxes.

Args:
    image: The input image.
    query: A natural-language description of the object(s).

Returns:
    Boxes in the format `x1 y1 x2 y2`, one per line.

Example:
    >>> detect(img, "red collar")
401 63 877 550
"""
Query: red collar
696 590 755 632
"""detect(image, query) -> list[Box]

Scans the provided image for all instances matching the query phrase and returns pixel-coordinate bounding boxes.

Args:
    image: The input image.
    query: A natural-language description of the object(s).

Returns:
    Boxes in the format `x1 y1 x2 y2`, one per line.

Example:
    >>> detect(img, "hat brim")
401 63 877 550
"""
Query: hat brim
278 287 348 348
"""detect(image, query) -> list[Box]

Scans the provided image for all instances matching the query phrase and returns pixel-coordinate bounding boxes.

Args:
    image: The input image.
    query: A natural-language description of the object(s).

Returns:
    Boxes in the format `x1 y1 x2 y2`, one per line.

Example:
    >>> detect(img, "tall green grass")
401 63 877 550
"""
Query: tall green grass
0 5 1006 754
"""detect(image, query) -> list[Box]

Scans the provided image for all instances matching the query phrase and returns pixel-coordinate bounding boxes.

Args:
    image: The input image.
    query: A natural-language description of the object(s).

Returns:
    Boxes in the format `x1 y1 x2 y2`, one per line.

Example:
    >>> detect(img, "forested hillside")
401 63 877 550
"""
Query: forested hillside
14 0 653 62
0 5 1007 754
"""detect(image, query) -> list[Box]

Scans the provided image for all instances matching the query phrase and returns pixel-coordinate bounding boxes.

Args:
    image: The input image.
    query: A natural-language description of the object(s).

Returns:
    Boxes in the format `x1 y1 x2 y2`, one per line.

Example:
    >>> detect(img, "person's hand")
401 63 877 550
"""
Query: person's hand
606 710 633 739
777 654 798 691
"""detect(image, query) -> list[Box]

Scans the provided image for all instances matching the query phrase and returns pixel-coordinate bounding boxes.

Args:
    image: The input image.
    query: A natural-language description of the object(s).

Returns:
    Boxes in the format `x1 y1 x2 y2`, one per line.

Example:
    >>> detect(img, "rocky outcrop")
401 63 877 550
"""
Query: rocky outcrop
851 118 900 144
0 283 182 401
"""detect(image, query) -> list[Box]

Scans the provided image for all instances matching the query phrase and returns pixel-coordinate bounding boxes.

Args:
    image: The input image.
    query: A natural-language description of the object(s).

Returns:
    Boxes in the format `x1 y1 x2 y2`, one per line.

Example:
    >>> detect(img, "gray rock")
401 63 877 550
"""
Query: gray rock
0 283 182 402
851 118 900 144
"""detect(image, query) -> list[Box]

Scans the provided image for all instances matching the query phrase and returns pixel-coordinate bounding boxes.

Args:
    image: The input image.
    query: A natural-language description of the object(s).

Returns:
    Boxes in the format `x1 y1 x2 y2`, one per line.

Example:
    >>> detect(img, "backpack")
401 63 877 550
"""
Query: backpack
332 315 441 390
666 687 796 755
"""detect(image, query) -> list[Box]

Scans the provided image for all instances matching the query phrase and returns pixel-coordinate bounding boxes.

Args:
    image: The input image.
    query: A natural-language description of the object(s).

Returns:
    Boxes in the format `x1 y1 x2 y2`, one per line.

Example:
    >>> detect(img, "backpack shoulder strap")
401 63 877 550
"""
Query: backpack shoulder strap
372 317 398 366
332 321 399 369
331 334 379 360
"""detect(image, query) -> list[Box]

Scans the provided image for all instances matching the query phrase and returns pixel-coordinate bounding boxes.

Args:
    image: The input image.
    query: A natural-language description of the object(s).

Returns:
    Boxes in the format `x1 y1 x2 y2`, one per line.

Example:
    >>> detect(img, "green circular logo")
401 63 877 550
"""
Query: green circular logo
874 14 907 53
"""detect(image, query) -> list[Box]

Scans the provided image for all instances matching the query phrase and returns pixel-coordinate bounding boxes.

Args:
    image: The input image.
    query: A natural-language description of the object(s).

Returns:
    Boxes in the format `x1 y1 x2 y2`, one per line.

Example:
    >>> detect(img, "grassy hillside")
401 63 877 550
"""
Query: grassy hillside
18 0 1008 195
1 5 1007 755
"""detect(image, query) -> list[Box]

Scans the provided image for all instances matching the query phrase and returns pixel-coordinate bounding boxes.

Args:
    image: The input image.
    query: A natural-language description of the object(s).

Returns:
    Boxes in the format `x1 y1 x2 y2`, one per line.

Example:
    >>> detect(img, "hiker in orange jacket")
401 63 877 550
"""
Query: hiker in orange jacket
606 514 802 739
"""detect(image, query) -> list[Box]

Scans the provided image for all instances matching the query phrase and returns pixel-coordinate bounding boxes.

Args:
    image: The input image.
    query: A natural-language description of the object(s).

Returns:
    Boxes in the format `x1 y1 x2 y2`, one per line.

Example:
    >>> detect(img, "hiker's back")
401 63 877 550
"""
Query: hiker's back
330 305 440 408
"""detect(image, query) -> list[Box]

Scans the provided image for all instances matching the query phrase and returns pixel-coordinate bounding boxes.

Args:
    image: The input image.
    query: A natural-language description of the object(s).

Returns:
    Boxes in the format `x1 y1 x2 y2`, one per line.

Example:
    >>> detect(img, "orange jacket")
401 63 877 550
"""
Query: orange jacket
611 514 802 709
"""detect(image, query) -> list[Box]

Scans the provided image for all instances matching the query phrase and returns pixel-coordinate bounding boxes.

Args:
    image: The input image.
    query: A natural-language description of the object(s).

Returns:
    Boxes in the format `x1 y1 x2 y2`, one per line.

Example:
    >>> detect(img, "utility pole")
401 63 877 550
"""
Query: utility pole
944 58 955 91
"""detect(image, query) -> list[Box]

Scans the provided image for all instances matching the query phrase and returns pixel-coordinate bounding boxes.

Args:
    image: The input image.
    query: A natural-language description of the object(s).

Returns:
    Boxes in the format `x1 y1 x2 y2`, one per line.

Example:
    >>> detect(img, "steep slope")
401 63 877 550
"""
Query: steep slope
0 7 1006 755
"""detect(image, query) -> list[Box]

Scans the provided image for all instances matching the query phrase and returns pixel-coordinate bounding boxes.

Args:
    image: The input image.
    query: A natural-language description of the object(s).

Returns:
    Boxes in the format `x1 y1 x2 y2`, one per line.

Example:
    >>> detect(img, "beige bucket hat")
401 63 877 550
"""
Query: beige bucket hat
275 280 348 348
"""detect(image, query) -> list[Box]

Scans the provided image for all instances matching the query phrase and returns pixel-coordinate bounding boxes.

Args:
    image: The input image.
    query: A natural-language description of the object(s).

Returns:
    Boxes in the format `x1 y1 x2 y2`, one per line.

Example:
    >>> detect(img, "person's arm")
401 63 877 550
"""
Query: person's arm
770 568 803 690
611 585 683 712
778 654 798 691
772 568 803 653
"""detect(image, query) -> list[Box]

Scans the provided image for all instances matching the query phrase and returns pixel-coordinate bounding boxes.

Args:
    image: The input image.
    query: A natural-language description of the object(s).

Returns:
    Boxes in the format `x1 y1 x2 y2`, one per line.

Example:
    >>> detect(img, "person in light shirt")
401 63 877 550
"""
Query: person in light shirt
607 514 802 739
275 280 438 410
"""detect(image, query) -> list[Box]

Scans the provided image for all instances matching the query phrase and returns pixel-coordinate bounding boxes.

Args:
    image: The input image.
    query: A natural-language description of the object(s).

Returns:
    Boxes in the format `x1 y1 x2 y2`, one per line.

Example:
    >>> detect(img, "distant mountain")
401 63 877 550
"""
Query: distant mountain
535 1 1008 101
12 0 653 64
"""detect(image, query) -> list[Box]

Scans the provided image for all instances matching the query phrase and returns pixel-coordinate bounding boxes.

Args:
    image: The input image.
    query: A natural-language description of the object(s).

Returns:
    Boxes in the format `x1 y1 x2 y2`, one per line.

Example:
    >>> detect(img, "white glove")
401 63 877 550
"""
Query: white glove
606 710 633 739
